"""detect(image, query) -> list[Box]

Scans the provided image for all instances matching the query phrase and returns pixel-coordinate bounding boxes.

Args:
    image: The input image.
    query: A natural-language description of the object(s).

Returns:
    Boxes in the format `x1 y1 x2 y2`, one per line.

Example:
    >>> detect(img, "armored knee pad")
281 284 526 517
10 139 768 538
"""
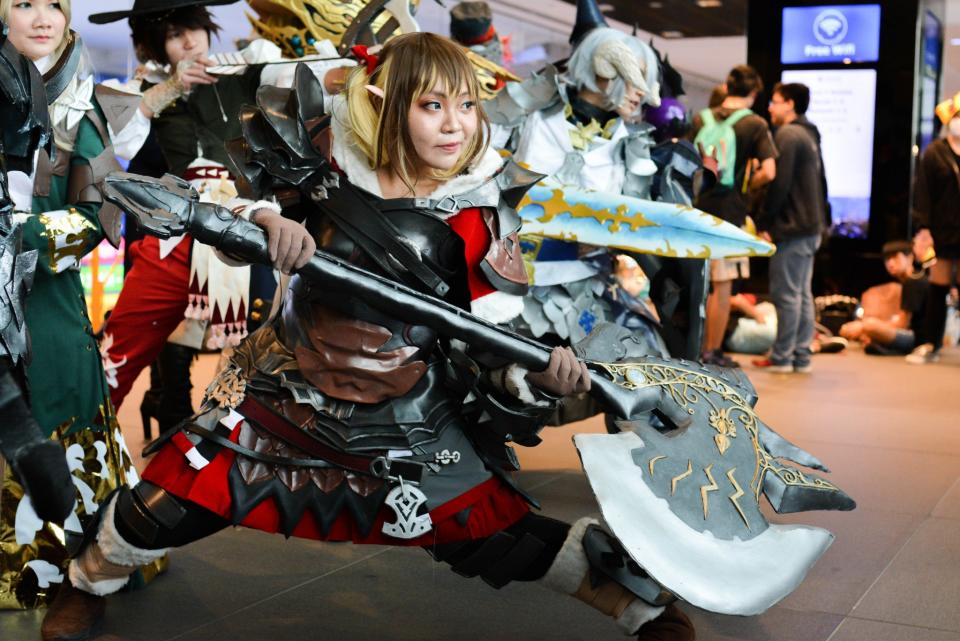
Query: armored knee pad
69 490 170 596
115 482 188 549
581 524 674 608
429 530 549 588
428 513 571 588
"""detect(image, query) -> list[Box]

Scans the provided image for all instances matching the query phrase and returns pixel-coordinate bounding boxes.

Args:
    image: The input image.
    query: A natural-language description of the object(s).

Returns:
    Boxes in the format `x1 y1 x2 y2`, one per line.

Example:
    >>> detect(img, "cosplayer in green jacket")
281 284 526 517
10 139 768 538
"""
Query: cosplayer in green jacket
0 29 150 609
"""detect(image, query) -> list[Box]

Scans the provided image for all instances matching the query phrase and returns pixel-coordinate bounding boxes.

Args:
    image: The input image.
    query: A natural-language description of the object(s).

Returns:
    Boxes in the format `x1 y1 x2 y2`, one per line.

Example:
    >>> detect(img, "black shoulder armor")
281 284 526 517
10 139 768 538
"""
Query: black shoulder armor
0 21 49 173
227 63 339 205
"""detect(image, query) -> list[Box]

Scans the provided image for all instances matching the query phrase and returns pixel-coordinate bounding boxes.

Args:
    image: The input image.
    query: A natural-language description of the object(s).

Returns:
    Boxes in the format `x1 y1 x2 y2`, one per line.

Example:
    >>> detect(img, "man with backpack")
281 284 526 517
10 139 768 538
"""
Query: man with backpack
692 64 777 367
753 82 828 373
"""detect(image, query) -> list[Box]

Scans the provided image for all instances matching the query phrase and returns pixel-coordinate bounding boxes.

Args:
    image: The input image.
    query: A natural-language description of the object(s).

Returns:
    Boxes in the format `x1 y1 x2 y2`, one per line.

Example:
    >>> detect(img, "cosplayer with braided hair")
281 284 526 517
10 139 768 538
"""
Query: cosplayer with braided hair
0 15 76 592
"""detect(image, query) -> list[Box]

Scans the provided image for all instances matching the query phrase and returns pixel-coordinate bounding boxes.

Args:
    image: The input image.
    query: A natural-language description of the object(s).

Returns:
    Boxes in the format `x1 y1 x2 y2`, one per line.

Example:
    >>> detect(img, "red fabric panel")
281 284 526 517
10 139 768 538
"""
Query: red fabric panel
142 426 529 546
446 207 496 301
101 236 191 409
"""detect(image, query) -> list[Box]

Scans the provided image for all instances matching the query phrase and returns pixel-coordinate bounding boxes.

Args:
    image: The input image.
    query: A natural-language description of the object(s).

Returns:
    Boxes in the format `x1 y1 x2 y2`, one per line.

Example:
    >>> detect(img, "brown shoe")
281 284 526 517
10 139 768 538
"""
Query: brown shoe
636 603 696 641
41 582 105 641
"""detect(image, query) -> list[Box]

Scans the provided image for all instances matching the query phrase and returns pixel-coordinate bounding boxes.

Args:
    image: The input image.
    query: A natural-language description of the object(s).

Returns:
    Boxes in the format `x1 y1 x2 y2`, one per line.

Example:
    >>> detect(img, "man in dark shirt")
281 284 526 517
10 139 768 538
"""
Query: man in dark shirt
753 82 827 373
839 241 929 354
691 64 778 367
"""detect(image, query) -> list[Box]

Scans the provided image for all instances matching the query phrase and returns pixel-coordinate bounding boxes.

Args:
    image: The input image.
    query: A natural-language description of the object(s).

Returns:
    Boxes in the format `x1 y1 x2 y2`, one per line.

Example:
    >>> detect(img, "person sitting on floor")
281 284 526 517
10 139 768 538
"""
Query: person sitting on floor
725 293 776 355
840 240 929 355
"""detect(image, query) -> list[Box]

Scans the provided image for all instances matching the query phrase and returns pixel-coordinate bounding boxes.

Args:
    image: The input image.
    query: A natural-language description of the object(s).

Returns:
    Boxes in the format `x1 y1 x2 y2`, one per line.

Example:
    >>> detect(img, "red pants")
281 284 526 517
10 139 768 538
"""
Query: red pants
102 236 191 410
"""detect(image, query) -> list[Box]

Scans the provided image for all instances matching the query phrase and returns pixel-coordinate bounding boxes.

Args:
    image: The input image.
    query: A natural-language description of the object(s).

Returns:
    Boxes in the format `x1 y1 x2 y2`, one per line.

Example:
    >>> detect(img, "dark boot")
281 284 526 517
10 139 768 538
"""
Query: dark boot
139 361 163 440
635 603 696 641
154 343 197 432
40 582 105 641
923 283 951 352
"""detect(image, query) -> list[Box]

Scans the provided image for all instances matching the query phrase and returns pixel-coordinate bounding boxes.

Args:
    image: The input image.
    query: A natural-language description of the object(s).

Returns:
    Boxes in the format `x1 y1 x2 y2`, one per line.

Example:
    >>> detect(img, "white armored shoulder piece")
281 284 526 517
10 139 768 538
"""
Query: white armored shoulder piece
484 64 563 129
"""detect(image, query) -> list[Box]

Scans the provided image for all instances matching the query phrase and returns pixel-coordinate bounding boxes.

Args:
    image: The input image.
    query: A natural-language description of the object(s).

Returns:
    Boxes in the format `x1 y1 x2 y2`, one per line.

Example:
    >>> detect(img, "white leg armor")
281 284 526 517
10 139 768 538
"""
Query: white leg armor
539 517 666 634
68 494 168 596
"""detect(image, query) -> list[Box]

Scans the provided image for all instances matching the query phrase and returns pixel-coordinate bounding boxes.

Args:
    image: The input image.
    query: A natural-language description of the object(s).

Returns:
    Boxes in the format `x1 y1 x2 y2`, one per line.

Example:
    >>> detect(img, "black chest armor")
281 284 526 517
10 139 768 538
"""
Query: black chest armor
275 187 482 452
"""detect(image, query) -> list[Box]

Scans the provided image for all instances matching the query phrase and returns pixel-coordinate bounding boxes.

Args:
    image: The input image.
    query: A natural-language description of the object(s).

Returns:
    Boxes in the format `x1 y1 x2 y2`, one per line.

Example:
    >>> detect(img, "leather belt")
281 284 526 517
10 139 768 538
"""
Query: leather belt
237 394 424 483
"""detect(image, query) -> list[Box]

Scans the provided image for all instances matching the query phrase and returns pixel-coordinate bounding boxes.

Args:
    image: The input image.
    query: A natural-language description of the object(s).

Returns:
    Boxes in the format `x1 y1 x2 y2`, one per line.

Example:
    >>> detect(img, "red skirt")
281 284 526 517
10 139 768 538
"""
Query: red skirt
141 424 531 546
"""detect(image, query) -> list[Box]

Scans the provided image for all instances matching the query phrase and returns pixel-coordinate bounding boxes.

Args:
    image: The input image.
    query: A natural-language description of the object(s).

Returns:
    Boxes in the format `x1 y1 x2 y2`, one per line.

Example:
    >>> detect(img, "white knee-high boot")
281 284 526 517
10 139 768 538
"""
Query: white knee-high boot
68 493 169 596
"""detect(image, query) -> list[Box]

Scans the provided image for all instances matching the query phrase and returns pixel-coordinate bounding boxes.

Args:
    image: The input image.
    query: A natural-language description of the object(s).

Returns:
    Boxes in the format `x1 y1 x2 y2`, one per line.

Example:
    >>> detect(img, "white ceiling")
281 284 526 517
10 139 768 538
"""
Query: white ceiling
69 1 960 107
73 0 739 110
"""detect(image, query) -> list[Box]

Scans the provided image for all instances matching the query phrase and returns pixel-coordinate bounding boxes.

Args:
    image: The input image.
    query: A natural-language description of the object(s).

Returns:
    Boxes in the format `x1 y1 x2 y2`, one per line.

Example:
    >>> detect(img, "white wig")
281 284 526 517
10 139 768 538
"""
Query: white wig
565 27 661 113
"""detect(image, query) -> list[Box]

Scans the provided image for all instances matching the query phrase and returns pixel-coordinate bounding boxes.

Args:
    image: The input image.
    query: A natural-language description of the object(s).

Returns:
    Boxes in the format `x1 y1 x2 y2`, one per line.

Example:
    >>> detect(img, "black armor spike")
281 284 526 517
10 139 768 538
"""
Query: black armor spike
569 0 610 46
227 465 390 538
495 159 545 209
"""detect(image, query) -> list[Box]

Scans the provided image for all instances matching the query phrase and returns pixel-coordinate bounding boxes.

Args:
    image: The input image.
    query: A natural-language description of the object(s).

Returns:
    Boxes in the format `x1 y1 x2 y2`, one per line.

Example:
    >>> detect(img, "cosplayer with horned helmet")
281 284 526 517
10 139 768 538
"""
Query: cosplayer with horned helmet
487 0 709 366
40 31 695 641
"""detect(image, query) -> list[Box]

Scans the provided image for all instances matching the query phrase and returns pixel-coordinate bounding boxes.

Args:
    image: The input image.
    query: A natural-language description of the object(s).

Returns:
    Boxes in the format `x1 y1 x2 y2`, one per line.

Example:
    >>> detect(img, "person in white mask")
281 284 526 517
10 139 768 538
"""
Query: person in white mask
909 92 960 364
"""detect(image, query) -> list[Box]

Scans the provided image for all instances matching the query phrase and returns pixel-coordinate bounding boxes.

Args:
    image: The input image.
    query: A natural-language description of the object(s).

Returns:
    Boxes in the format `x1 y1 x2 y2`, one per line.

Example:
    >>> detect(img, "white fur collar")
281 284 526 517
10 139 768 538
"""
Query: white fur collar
329 95 504 204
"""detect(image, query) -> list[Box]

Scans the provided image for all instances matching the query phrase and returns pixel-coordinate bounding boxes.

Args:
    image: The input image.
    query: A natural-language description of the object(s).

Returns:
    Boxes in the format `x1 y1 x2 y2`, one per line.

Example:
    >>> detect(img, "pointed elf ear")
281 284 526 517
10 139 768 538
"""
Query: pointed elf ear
365 84 385 100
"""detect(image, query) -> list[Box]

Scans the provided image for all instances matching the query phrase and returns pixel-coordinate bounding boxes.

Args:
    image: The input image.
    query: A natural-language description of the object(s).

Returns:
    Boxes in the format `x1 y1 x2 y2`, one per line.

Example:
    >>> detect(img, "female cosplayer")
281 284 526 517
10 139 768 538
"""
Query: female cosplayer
42 33 693 641
0 0 148 611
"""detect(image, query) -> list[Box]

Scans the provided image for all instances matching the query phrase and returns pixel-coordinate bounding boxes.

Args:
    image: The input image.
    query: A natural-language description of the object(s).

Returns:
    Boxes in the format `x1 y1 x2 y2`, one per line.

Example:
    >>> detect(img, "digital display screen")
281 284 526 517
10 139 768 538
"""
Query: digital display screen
918 11 943 152
781 5 882 64
781 68 877 238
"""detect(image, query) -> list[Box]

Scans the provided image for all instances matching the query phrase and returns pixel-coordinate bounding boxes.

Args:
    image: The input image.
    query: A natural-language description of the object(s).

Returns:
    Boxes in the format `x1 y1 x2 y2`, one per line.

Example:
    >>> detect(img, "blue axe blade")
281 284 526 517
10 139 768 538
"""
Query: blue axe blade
517 183 776 259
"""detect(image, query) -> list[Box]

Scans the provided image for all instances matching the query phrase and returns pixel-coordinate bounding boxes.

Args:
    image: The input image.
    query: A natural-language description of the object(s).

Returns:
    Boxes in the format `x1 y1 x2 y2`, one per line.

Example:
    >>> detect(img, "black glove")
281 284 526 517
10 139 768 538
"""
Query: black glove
0 371 75 523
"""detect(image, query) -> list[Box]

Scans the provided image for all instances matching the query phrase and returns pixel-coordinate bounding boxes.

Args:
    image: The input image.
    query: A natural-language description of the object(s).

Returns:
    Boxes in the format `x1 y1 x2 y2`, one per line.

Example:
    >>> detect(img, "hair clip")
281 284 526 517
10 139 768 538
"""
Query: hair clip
351 45 380 75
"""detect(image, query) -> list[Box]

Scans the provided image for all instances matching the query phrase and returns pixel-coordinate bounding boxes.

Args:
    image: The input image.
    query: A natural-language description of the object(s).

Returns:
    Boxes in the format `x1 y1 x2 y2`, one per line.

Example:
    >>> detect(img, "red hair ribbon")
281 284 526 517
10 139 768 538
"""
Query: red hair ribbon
351 45 380 75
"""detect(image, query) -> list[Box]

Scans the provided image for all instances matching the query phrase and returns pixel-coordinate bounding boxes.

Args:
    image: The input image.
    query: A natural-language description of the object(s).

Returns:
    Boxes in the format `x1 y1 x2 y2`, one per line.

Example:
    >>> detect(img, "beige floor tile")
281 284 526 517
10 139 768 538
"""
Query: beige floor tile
933 478 960 520
830 617 960 641
853 518 960 632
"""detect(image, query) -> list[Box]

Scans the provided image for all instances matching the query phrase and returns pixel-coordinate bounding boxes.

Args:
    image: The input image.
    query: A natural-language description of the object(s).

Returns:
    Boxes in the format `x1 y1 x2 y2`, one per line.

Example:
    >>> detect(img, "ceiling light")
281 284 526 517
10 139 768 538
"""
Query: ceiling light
649 1 664 8
696 0 722 7
661 30 684 38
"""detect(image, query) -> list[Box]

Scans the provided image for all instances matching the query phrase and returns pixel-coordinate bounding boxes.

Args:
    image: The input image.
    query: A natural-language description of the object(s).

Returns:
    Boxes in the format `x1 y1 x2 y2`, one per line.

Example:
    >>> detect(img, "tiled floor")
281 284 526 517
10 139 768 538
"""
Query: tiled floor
2 346 958 641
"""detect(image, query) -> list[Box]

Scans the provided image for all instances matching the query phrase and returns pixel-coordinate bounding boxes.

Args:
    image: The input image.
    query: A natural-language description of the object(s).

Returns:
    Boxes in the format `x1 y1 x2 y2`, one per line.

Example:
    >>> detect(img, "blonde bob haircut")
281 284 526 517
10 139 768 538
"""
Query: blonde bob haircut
0 0 74 58
344 32 490 192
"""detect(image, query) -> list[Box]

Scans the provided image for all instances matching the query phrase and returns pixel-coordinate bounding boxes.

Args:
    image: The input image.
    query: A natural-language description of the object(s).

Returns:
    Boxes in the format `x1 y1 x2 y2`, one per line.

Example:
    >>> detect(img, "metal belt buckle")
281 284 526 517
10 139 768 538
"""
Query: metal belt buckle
370 455 425 483
370 456 392 480
433 196 460 213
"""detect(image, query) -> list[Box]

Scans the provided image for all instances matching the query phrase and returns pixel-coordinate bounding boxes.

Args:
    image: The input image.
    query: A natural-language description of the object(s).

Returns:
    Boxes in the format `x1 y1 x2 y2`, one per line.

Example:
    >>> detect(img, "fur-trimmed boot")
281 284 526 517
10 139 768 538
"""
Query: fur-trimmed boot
41 495 168 641
539 517 695 640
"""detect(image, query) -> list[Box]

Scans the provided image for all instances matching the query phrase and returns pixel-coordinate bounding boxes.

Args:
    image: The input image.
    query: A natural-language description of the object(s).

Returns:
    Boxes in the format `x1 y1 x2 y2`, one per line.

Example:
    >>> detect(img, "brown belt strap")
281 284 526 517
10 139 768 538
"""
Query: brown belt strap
237 394 423 482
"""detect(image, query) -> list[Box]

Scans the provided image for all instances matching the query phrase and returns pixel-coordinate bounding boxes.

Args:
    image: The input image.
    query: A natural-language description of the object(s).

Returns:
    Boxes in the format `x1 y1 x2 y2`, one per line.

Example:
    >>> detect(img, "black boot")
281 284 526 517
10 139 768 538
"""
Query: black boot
154 343 197 432
139 361 163 440
924 283 951 352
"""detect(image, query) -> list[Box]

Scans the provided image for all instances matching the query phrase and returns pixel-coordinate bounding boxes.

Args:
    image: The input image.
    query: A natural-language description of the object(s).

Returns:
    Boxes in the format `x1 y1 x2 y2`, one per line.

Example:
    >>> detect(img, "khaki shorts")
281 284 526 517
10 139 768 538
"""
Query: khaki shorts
710 257 750 282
